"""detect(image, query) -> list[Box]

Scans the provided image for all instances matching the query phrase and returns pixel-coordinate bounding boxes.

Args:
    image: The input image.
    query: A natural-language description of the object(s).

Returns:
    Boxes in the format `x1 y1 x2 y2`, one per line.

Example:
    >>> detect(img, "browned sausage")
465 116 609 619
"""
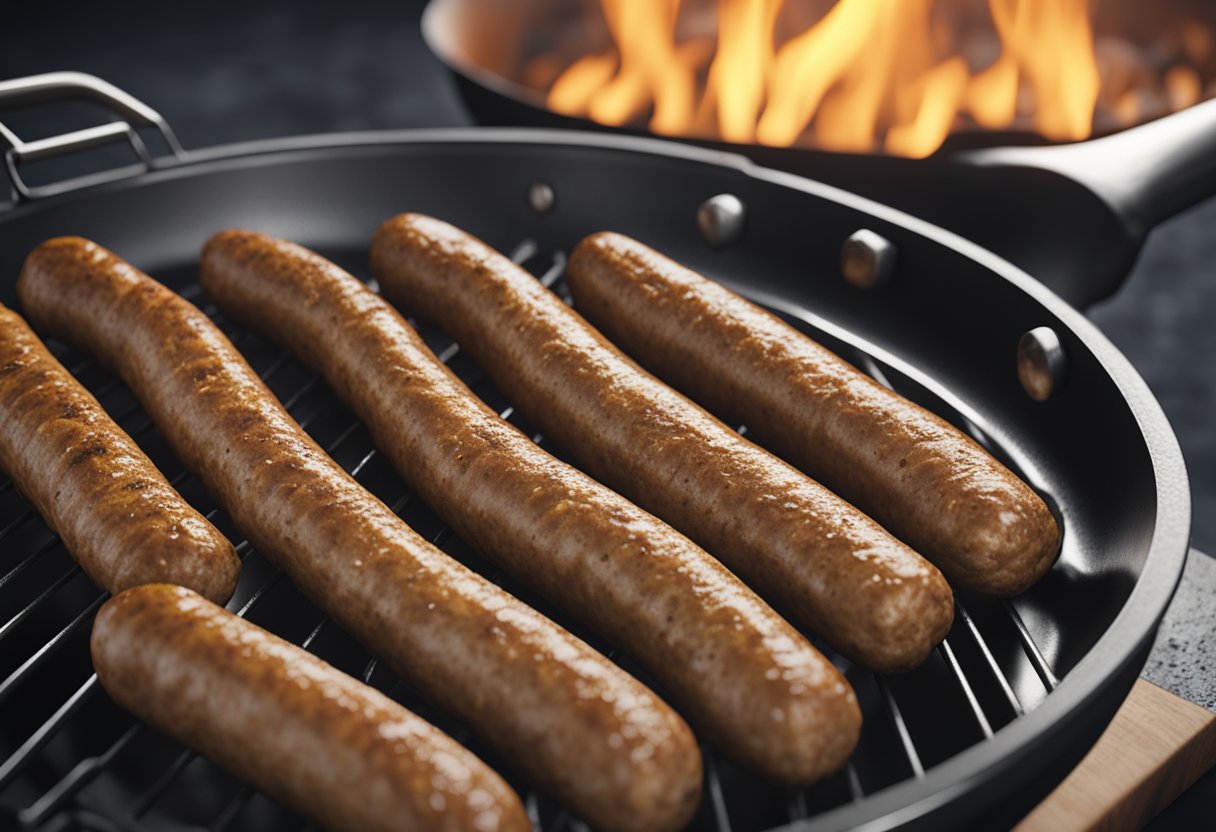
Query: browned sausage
92 583 530 832
565 233 1061 597
0 303 238 603
199 229 861 784
370 214 954 674
18 237 701 832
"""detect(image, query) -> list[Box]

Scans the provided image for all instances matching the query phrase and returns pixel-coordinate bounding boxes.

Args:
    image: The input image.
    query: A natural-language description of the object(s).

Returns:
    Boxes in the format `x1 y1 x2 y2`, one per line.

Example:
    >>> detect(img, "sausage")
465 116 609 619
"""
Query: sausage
92 583 530 832
565 233 1061 597
370 214 954 674
18 237 701 832
199 230 861 784
0 303 238 603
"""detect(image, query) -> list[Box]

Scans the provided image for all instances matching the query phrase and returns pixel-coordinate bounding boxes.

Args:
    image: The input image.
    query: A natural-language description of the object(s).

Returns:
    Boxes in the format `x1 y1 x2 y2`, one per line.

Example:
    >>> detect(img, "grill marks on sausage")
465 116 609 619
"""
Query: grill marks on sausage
565 232 1060 597
91 584 532 832
17 236 701 832
199 229 861 785
0 301 240 604
370 214 954 675
68 444 108 467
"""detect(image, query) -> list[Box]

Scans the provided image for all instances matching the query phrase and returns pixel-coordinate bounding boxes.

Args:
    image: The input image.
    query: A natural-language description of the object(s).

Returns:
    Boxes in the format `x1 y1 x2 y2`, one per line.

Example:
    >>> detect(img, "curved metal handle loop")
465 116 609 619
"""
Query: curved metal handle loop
0 72 184 202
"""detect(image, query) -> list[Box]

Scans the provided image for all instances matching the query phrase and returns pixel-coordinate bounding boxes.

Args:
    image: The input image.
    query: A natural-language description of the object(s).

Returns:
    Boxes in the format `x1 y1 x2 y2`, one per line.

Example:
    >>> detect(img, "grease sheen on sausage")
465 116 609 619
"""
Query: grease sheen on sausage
566 233 1061 597
199 229 861 784
92 584 529 832
18 237 701 832
0 303 238 603
370 214 954 674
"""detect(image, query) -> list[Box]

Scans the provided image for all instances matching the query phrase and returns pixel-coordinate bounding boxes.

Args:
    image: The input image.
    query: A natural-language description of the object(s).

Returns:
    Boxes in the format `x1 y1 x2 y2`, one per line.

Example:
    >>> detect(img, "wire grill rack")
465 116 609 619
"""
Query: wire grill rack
0 240 1065 832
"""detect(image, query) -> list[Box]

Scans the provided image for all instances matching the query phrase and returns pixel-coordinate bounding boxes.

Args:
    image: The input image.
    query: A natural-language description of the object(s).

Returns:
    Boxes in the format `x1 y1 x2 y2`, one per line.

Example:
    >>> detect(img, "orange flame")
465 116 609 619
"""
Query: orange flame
542 0 1144 157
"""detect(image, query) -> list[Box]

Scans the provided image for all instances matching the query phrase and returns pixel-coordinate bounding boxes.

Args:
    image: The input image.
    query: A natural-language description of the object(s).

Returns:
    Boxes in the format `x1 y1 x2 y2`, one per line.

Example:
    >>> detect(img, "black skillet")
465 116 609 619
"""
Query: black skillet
0 72 1192 831
421 0 1216 308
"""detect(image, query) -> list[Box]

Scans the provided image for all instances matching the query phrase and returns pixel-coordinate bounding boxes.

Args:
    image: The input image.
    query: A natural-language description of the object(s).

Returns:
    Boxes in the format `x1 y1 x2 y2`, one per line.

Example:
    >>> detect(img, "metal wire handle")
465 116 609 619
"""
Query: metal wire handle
0 72 185 202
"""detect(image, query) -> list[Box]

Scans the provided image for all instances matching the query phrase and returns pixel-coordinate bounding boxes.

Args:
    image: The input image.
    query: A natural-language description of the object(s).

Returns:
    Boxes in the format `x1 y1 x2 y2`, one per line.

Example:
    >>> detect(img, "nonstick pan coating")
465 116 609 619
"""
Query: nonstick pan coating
0 129 1190 830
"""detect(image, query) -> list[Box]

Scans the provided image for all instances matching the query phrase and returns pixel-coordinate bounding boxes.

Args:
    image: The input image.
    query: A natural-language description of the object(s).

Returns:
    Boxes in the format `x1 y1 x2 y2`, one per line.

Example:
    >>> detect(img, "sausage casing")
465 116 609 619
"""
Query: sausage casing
566 233 1061 597
0 303 238 603
92 583 530 832
199 229 861 784
19 237 701 832
370 214 954 674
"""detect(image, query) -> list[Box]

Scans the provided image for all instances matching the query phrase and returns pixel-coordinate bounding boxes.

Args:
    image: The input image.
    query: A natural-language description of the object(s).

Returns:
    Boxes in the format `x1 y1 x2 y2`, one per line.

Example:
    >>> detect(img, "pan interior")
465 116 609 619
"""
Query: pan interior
0 135 1176 832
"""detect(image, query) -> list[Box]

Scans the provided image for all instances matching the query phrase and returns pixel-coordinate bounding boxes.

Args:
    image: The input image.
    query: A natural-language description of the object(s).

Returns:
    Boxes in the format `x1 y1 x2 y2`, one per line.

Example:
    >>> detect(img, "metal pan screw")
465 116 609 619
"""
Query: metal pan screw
842 229 897 289
528 182 556 215
1018 327 1067 402
697 194 746 248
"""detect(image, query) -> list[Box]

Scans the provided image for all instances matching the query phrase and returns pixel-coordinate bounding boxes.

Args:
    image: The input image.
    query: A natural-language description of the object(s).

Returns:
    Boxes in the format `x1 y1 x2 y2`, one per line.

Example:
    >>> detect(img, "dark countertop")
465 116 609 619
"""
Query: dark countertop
1141 547 1216 830
1144 550 1216 713
4 0 1214 826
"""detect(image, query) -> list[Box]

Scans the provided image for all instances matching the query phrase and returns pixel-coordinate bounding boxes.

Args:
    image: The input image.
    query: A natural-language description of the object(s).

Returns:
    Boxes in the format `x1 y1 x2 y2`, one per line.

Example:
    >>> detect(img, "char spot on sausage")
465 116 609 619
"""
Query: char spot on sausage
68 445 108 466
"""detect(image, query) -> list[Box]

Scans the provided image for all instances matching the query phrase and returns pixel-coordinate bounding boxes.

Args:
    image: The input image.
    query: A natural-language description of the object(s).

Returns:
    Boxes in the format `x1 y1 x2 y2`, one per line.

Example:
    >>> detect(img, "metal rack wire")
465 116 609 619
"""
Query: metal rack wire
0 242 1063 831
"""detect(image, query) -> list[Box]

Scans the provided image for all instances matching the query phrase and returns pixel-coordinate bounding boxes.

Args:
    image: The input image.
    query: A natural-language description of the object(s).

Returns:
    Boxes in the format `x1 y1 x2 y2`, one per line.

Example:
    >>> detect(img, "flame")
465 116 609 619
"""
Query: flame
754 0 879 148
986 0 1100 141
1165 65 1203 112
702 0 782 143
539 0 1209 157
584 0 697 134
549 54 618 117
886 57 971 158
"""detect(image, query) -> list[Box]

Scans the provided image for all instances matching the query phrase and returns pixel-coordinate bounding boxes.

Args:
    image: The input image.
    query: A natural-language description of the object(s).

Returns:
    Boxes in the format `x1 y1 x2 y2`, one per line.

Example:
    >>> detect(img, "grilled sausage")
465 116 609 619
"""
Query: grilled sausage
370 214 954 674
0 303 238 603
199 229 861 784
19 237 701 832
565 233 1061 597
92 583 530 832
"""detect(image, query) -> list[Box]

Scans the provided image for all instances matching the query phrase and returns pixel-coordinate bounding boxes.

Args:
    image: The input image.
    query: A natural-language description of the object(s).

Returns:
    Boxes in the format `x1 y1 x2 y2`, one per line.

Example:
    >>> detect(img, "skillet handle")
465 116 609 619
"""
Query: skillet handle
959 98 1216 253
0 72 186 202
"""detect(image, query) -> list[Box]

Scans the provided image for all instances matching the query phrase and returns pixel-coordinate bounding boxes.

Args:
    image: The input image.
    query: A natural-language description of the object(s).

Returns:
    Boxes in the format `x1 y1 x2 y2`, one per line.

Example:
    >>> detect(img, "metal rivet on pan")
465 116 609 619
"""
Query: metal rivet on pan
528 182 556 215
1018 327 1067 402
697 194 746 248
841 229 897 289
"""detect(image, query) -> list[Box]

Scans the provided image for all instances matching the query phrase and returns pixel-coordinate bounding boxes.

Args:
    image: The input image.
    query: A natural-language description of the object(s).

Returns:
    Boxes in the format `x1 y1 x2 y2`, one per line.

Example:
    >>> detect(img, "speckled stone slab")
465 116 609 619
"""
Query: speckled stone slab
1142 549 1216 711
